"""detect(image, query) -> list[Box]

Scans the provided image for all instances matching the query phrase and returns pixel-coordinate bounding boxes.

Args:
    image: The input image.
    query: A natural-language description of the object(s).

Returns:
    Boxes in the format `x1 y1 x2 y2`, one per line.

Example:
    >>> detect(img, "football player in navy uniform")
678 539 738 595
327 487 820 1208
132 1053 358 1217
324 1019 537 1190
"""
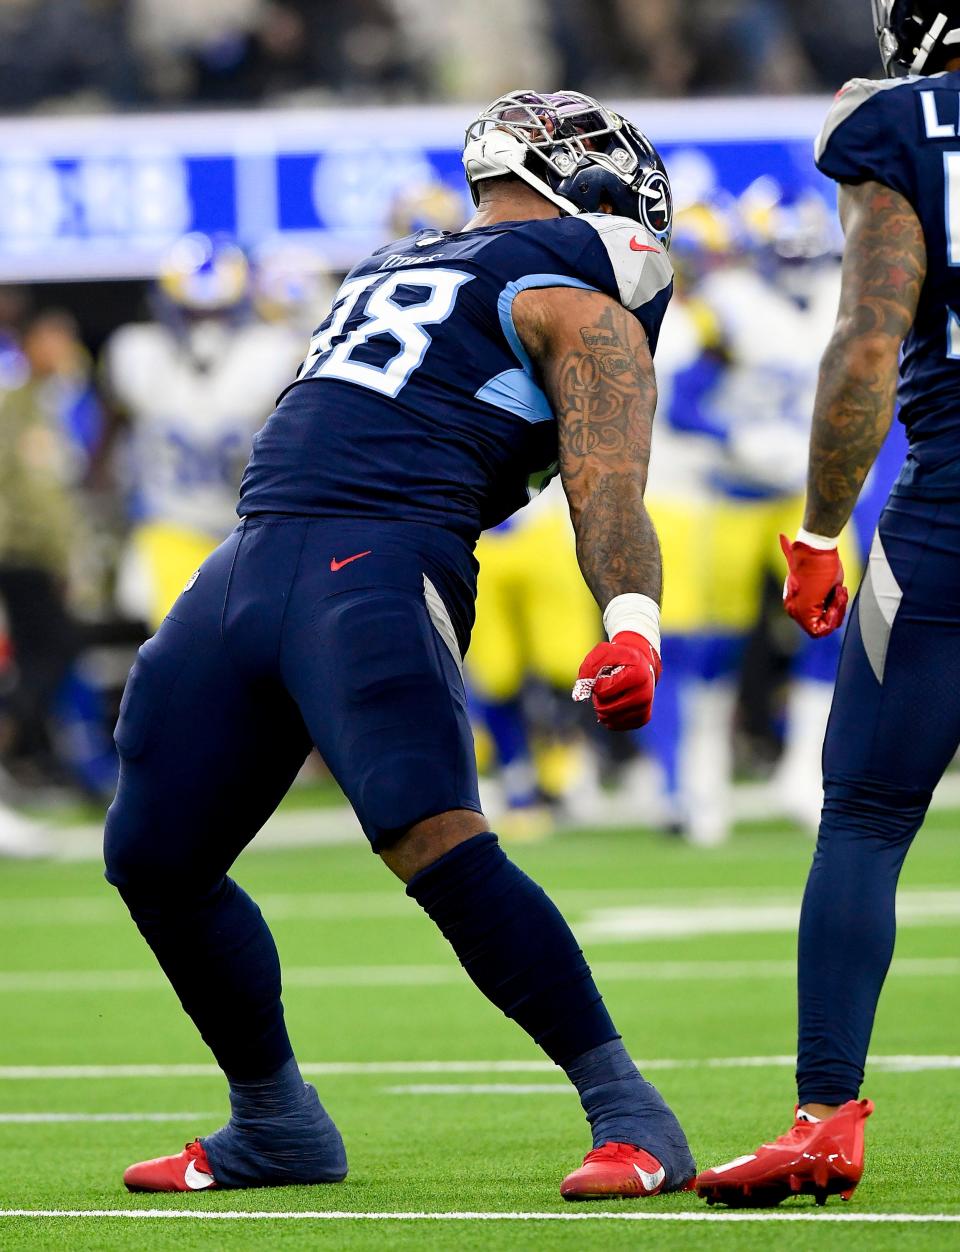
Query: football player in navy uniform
108 92 697 1201
696 3 960 1207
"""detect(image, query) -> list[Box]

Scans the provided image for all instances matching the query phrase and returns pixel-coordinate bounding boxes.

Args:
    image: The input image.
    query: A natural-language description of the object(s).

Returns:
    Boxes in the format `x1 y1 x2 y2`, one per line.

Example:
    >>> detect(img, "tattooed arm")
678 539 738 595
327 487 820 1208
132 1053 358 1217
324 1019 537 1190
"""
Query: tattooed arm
512 286 661 607
803 181 926 537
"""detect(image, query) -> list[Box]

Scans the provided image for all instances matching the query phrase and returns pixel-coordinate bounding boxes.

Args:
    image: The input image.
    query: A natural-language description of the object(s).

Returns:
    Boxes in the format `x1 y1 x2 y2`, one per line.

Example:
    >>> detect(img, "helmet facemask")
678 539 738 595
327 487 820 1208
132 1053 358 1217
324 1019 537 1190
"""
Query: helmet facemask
463 89 673 248
466 91 635 189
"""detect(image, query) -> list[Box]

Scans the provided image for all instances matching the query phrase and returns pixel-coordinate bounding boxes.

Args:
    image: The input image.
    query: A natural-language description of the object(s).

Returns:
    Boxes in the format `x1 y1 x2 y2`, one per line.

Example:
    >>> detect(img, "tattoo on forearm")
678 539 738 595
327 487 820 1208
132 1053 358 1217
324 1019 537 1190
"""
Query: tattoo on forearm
805 182 926 536
552 303 662 607
570 472 663 608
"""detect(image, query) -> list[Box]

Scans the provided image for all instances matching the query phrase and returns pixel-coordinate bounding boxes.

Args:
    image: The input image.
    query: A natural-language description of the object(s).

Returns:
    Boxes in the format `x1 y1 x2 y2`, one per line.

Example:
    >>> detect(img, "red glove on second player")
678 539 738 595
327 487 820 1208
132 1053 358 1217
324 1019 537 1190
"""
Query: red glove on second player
573 631 662 731
779 533 848 638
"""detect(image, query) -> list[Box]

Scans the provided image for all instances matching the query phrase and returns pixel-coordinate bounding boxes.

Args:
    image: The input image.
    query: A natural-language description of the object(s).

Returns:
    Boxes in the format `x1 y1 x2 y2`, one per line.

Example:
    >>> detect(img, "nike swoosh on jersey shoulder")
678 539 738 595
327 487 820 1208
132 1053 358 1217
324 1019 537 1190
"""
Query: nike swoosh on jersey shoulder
576 214 674 312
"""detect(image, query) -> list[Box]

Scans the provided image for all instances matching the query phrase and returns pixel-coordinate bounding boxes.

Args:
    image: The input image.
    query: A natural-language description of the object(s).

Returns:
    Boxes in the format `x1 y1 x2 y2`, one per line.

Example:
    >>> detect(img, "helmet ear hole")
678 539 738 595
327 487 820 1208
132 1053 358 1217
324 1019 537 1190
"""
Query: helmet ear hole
462 131 528 188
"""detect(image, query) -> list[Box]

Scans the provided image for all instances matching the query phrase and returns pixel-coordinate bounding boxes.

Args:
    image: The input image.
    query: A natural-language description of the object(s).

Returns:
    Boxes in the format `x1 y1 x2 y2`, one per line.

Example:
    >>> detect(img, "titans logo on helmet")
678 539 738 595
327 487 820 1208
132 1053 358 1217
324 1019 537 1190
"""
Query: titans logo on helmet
640 170 673 241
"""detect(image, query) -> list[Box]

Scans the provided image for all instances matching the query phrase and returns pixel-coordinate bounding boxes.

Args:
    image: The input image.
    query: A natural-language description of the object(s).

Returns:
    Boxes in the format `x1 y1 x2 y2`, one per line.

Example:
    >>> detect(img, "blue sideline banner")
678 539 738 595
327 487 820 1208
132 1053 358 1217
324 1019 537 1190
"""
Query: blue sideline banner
0 96 835 282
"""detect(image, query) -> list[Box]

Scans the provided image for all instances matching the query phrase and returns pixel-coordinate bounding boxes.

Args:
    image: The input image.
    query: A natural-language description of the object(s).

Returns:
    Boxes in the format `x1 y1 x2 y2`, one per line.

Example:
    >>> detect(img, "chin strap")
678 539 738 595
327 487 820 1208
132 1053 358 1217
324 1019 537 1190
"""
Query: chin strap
462 131 582 217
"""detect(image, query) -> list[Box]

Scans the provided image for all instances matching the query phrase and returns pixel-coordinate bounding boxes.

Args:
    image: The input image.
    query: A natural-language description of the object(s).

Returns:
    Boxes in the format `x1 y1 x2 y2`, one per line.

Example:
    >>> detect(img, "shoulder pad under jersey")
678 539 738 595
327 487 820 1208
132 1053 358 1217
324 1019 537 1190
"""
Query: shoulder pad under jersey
815 76 920 197
572 213 674 312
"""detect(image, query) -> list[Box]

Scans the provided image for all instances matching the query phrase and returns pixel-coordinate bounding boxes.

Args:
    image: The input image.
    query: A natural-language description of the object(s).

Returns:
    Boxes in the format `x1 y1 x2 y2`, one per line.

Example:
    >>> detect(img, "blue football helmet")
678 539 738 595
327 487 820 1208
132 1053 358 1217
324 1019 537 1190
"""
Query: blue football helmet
873 0 960 75
463 90 673 250
738 179 840 264
158 233 250 315
390 180 467 237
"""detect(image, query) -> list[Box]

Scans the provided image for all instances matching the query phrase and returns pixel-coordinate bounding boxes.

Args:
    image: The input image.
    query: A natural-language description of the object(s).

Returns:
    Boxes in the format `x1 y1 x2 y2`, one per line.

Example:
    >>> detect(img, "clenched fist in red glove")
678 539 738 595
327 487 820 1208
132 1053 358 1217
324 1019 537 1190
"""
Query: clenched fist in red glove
573 631 662 731
780 532 848 638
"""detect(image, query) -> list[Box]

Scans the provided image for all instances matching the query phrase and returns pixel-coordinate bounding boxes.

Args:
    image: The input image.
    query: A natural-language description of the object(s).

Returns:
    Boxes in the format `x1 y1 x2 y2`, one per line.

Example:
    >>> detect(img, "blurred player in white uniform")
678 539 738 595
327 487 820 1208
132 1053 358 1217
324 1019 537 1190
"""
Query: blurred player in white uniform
103 234 302 629
705 192 860 841
638 200 736 836
649 193 857 844
252 241 338 342
753 191 852 831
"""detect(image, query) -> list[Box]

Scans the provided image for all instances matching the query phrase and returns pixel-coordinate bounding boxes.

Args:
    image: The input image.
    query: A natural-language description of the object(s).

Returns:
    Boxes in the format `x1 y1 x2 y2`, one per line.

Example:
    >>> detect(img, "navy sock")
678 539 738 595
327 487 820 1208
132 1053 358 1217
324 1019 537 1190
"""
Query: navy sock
567 1041 695 1185
202 1057 347 1187
407 833 693 1181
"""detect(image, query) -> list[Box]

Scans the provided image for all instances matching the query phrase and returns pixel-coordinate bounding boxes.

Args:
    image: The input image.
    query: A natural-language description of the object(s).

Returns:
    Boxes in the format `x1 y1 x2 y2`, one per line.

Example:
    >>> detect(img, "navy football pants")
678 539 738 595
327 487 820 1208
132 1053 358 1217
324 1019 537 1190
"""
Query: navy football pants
104 517 481 1076
798 494 960 1105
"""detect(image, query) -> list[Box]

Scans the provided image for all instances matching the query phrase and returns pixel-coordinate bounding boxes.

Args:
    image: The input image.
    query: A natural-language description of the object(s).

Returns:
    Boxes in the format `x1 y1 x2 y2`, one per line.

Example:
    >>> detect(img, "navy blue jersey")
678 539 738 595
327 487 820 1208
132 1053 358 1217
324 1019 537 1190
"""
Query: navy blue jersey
817 72 960 498
238 214 673 541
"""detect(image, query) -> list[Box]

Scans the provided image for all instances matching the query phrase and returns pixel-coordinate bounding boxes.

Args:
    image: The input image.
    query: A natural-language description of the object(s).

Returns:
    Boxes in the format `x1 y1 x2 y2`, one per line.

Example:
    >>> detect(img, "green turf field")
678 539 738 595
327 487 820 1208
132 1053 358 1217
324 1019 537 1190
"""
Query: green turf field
1 811 958 1250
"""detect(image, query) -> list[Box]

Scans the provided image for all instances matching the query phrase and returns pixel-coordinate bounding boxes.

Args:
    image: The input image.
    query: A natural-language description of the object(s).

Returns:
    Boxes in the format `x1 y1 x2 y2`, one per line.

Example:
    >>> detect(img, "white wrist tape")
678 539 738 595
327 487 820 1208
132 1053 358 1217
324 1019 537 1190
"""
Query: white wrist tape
602 593 661 656
796 527 839 551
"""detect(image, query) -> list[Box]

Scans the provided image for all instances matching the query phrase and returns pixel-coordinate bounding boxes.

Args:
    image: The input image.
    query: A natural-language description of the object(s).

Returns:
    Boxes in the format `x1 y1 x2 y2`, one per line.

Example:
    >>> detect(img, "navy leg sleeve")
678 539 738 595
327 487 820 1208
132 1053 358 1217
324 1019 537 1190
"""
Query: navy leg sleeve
407 832 694 1176
407 833 619 1066
797 497 960 1104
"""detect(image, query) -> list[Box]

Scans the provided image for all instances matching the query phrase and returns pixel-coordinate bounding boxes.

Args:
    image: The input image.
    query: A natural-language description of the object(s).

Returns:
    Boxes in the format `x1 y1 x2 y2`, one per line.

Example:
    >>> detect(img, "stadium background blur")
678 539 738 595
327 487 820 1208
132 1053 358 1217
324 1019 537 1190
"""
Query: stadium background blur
0 0 918 857
2 4 960 1247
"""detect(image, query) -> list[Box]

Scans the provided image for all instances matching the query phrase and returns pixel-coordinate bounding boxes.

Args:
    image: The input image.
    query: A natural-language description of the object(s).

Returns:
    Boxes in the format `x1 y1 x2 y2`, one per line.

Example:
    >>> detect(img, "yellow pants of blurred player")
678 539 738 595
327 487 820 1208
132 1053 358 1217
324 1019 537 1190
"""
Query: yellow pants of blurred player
468 510 599 701
703 494 860 633
645 495 711 636
467 493 716 692
126 522 220 631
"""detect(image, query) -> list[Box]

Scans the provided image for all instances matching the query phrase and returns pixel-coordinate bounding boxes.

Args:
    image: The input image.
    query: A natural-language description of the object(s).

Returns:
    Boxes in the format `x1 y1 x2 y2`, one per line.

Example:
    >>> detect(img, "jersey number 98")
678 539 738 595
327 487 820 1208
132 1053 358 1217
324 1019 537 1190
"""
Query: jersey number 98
298 268 472 398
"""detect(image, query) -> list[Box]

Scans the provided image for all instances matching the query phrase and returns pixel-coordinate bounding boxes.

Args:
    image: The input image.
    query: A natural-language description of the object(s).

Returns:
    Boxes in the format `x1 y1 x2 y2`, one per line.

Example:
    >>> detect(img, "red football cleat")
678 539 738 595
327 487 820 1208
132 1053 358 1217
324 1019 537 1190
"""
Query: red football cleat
694 1098 873 1208
560 1142 677 1201
124 1138 217 1192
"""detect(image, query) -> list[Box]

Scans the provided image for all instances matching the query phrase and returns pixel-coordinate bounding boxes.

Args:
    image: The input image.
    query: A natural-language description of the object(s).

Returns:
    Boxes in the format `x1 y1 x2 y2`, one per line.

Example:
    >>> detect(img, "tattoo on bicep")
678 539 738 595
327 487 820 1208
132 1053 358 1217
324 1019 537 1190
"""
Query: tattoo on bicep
842 185 926 340
556 306 655 477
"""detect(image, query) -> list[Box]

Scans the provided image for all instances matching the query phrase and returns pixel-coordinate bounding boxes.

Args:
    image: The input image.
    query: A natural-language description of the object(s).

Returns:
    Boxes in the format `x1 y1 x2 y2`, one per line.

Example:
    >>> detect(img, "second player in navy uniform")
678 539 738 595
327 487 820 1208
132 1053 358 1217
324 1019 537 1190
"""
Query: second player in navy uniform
697 1 960 1207
107 91 697 1201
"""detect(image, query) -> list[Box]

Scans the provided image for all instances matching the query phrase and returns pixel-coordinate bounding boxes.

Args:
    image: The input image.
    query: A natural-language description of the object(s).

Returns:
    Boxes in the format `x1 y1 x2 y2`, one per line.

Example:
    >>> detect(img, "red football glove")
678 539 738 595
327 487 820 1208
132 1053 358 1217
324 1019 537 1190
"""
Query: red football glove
573 631 662 731
779 533 848 638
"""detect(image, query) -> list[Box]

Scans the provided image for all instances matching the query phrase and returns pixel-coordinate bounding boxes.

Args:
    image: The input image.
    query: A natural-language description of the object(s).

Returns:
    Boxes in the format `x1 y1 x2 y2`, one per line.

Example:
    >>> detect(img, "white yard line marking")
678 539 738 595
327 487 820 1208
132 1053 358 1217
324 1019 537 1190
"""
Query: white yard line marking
0 1209 958 1224
0 956 954 994
386 1084 571 1095
580 892 960 942
0 1112 220 1124
383 1054 960 1093
1 1055 958 1082
0 1061 559 1081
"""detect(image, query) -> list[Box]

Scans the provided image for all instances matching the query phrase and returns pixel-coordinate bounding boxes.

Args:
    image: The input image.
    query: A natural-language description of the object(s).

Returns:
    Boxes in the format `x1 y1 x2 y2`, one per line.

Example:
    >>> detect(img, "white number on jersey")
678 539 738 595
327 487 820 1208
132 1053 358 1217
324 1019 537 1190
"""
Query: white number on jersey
298 268 472 398
944 152 960 358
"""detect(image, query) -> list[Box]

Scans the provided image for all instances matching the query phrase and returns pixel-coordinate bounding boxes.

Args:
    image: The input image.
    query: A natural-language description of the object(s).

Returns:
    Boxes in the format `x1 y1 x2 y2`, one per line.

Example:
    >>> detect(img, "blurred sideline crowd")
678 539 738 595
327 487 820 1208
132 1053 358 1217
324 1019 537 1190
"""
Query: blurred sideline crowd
0 0 880 113
0 175 908 858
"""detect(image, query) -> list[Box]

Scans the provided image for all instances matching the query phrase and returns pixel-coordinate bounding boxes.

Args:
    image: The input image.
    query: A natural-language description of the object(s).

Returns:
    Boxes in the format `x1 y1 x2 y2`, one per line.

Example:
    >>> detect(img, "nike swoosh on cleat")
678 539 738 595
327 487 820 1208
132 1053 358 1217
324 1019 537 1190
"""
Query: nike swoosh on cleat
184 1159 215 1190
710 1154 758 1174
330 551 372 572
629 237 660 253
633 1162 666 1191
